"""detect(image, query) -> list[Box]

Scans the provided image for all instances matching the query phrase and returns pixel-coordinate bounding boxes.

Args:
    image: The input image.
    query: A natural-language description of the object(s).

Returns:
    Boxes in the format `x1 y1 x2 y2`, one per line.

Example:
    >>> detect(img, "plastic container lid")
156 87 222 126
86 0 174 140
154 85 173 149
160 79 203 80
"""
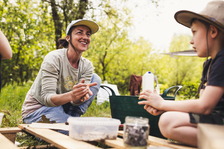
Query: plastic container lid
67 117 121 126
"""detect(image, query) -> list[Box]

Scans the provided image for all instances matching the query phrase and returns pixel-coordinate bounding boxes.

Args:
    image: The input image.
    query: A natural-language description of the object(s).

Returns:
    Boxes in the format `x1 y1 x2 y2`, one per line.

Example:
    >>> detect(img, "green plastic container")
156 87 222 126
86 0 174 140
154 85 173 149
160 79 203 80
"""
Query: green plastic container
100 85 182 138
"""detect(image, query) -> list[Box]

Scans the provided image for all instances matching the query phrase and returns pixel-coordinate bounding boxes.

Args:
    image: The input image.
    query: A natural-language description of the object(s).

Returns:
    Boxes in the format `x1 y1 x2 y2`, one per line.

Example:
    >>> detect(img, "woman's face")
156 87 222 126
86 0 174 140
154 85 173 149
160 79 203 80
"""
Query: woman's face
69 25 91 52
190 20 208 57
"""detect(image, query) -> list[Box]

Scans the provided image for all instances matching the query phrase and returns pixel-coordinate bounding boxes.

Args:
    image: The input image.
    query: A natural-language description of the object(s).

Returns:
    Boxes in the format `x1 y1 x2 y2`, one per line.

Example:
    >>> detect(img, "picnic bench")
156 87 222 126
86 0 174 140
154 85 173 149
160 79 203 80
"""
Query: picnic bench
0 123 201 149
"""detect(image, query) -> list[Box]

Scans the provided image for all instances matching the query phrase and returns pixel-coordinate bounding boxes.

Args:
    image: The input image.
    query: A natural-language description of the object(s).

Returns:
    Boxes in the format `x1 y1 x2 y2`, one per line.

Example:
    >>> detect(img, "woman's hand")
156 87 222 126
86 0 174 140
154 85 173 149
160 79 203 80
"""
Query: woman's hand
71 79 97 104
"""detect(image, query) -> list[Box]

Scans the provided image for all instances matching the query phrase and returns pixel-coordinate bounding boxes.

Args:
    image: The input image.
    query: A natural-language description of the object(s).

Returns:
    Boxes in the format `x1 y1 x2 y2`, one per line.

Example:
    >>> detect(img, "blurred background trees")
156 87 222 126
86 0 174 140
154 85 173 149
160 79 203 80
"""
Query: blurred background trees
0 0 205 96
0 0 55 87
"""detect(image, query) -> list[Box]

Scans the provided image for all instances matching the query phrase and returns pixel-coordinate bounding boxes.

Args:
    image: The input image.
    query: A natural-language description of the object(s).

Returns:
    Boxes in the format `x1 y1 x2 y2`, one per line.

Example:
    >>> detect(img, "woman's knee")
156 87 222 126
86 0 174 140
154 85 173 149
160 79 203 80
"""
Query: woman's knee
91 73 101 89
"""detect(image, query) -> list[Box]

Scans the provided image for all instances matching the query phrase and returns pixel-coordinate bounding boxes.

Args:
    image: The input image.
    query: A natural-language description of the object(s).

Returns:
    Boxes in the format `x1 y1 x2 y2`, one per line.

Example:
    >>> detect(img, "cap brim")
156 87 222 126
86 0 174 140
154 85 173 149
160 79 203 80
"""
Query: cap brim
72 20 99 34
174 10 224 33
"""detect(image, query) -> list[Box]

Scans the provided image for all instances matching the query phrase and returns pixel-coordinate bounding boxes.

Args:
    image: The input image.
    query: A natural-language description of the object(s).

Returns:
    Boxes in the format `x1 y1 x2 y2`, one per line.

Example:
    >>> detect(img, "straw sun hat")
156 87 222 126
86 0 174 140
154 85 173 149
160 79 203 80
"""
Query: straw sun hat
174 1 224 33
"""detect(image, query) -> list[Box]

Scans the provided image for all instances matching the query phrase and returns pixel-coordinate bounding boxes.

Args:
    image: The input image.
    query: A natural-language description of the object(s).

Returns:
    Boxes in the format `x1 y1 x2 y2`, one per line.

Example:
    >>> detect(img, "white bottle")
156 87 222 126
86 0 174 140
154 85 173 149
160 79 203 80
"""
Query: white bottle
156 85 160 94
142 71 154 92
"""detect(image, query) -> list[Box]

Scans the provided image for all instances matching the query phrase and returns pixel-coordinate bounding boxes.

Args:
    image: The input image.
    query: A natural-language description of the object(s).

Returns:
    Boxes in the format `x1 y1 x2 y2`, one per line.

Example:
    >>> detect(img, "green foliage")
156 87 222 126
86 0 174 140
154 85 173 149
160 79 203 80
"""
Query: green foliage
178 81 200 100
0 81 32 127
0 0 55 87
85 12 155 94
0 0 163 95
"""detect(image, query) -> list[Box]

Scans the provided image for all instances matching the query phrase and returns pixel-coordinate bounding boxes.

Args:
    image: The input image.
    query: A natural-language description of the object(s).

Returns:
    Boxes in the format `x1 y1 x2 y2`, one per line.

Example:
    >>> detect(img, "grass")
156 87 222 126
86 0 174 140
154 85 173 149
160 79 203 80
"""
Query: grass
0 81 32 127
82 100 111 117
0 82 111 147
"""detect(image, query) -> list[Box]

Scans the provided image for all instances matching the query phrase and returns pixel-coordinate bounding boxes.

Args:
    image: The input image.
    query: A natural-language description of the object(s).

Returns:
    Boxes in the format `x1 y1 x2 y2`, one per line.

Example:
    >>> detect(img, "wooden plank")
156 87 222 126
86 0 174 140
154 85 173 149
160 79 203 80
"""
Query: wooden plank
18 124 101 149
18 144 56 149
118 131 197 149
28 123 69 131
148 135 196 149
99 137 128 149
100 138 163 149
0 133 19 149
0 127 22 133
198 124 224 149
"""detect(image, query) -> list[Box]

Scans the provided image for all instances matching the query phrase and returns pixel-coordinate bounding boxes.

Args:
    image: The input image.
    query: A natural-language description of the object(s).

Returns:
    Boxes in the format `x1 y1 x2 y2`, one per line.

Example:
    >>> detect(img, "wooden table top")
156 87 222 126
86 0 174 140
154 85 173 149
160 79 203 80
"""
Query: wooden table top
16 123 197 149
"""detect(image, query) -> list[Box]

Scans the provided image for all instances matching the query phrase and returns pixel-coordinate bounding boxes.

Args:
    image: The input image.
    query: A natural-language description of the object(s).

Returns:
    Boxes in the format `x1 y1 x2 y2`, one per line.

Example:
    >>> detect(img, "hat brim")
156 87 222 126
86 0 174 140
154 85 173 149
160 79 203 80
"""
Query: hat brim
174 10 224 33
71 20 99 34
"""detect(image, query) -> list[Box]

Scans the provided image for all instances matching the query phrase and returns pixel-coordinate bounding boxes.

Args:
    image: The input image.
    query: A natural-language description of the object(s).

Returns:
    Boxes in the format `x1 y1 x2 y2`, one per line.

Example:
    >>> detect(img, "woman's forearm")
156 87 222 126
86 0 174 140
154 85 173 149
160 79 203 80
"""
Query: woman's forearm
50 91 74 106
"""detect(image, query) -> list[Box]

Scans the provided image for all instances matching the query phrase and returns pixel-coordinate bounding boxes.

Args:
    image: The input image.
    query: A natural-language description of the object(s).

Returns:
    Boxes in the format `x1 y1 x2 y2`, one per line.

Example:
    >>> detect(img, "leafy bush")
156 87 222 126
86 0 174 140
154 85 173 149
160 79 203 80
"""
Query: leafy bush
178 82 200 100
0 81 32 127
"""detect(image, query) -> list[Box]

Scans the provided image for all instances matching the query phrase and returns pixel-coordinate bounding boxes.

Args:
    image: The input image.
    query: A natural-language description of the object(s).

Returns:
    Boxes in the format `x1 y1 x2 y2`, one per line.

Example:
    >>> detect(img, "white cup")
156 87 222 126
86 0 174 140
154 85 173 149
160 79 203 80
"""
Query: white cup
0 113 4 127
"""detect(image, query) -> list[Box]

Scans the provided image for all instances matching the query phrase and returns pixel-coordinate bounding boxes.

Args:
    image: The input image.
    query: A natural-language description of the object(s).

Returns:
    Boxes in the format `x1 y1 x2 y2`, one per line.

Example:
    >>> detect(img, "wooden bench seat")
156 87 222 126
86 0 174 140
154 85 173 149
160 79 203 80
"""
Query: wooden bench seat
198 123 224 149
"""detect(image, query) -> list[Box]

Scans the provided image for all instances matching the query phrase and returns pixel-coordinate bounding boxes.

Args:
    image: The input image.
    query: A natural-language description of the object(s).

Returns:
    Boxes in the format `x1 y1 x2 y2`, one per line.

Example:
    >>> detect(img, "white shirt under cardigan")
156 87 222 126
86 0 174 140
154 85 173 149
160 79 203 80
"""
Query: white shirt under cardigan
22 48 93 119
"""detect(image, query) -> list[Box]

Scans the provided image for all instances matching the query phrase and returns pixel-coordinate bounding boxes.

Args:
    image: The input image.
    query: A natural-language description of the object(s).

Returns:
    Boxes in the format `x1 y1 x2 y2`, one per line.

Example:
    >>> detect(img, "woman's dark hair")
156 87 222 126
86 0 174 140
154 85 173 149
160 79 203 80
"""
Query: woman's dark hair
58 26 77 48
58 38 68 48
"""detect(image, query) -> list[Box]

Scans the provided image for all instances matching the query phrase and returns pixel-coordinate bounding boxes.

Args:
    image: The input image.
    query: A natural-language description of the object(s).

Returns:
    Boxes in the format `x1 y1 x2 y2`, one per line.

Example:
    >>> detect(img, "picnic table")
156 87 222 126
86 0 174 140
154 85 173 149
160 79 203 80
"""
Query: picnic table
0 123 200 149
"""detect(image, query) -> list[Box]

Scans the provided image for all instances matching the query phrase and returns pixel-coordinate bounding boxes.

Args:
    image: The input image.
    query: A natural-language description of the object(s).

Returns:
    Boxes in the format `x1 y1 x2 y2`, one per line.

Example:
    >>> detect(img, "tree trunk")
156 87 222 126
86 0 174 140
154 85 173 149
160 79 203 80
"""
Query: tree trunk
76 0 88 19
50 0 63 49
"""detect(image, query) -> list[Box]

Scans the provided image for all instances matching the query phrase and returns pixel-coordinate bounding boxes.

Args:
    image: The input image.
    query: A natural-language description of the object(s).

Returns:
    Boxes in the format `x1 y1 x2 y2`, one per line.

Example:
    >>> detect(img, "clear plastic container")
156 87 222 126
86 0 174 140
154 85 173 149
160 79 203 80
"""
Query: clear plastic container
123 116 149 149
67 117 121 141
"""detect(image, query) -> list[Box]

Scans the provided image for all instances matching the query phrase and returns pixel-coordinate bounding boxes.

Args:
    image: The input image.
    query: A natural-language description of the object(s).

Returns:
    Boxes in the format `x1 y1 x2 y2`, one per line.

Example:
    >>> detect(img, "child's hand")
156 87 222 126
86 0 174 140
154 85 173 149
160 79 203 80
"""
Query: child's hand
138 89 164 110
144 104 164 116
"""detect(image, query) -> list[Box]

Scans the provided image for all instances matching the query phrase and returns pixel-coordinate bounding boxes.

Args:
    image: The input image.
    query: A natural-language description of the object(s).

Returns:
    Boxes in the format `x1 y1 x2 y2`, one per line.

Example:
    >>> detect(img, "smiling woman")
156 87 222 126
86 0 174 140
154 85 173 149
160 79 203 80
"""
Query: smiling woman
21 19 101 136
66 26 91 59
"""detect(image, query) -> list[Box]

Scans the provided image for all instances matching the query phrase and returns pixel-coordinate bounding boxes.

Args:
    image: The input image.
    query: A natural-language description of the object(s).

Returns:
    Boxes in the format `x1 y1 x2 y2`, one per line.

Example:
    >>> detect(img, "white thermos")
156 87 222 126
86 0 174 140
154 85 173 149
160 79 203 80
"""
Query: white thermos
142 71 154 92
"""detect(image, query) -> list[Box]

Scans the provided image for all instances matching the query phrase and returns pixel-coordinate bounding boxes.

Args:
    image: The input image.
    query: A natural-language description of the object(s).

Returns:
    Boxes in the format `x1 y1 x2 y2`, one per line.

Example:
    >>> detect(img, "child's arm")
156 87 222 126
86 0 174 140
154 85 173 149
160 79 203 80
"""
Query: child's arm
0 30 12 59
199 88 204 98
138 85 223 114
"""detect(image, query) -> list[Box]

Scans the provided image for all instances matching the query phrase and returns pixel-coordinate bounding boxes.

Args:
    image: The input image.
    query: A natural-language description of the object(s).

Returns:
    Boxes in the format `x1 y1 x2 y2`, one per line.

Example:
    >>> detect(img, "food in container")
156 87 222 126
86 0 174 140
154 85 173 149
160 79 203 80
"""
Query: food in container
123 116 149 149
67 117 121 141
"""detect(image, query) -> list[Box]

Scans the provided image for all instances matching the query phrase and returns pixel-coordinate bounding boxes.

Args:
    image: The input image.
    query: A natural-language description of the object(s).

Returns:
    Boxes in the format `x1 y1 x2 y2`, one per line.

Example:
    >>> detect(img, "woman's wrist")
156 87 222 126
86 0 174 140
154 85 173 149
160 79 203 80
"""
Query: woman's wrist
70 91 83 105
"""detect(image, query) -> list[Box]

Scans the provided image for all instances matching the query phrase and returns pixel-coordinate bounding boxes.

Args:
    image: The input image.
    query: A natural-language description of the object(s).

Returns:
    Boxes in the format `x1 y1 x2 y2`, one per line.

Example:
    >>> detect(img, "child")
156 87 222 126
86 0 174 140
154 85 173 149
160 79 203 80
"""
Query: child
138 1 224 147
